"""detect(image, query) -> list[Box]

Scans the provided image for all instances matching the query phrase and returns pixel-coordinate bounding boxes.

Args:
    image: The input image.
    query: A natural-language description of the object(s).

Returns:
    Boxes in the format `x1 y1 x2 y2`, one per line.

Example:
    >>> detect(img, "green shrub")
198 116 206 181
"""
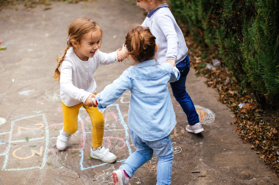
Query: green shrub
241 0 279 108
170 0 279 109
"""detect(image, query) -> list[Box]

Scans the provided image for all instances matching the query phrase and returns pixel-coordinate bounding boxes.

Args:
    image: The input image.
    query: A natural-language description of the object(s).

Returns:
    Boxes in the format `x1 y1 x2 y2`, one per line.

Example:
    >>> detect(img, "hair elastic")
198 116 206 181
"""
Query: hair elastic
67 34 71 45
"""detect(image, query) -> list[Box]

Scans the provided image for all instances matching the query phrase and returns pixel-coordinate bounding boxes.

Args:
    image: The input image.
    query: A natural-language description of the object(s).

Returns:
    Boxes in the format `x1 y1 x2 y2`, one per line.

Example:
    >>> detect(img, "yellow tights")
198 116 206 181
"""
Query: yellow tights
62 102 104 149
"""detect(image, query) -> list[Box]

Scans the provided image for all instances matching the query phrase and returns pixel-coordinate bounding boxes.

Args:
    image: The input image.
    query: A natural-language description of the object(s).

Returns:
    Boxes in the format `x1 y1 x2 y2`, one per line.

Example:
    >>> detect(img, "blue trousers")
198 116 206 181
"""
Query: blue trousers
120 130 173 185
170 55 199 125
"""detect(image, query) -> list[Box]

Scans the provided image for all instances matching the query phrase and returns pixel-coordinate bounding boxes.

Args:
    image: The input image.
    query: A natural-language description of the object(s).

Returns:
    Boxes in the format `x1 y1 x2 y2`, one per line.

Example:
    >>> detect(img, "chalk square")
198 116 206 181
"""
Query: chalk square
79 104 132 171
10 114 47 141
3 140 46 170
2 114 49 171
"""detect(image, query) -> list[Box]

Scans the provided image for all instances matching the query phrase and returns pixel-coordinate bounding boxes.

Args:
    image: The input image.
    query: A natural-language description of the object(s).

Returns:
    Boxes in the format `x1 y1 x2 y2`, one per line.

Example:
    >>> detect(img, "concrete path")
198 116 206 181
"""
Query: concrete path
0 0 278 184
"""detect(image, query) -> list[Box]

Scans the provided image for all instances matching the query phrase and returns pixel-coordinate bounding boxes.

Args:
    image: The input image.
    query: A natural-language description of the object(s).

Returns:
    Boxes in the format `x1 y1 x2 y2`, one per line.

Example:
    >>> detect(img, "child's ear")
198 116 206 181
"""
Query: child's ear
129 55 136 61
72 40 80 48
155 43 158 52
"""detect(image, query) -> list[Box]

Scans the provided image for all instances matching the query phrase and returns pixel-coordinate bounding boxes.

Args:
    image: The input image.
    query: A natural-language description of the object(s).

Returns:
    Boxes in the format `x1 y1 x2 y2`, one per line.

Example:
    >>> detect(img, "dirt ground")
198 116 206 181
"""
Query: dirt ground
0 0 279 184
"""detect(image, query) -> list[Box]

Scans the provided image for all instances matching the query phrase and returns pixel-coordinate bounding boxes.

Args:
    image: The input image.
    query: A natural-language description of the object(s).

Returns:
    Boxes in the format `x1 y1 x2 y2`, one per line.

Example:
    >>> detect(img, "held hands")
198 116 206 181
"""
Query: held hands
91 97 98 107
166 59 176 67
85 94 96 107
117 47 128 62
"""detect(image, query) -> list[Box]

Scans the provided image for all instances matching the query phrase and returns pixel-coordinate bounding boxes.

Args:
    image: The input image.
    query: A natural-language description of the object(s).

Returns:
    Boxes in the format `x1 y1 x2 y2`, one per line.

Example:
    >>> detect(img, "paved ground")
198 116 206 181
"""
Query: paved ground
0 0 279 184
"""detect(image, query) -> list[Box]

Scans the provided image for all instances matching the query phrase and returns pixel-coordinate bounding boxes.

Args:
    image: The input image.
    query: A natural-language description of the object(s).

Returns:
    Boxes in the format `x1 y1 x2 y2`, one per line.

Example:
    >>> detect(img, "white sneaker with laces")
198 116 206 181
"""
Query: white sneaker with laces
90 146 117 163
186 122 204 134
112 169 130 185
56 130 71 150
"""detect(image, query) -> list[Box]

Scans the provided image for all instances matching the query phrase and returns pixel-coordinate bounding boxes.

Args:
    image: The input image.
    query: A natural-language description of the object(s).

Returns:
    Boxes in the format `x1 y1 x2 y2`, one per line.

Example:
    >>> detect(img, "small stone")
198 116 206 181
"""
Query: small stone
205 63 214 70
224 77 230 85
212 59 220 67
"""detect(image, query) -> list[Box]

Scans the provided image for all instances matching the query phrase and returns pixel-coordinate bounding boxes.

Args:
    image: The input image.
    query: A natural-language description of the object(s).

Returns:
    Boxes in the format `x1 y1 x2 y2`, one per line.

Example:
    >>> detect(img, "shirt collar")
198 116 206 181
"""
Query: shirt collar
136 59 158 67
147 3 169 18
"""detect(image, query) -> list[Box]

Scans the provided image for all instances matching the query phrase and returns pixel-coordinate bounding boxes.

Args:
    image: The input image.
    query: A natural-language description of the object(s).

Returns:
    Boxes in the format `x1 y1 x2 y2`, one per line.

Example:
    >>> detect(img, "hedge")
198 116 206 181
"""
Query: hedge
169 0 279 109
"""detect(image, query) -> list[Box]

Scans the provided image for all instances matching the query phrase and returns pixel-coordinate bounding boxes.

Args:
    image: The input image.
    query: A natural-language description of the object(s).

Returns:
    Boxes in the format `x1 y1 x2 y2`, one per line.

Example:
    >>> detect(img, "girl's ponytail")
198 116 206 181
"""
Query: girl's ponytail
53 45 70 81
125 25 156 63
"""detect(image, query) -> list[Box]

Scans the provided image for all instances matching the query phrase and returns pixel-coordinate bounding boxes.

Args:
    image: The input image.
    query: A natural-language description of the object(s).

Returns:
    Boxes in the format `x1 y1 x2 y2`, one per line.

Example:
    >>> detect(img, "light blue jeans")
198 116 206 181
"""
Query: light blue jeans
120 130 173 185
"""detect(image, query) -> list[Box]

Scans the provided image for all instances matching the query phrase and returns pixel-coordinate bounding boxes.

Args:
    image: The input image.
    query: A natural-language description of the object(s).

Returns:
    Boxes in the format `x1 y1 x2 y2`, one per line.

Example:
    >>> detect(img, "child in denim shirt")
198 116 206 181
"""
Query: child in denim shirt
92 25 180 185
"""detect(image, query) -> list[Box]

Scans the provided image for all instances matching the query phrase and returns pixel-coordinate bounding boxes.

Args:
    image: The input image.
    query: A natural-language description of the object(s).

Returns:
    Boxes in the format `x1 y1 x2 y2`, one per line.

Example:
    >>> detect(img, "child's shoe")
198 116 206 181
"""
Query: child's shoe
56 130 71 150
112 169 130 185
90 146 117 163
186 122 204 134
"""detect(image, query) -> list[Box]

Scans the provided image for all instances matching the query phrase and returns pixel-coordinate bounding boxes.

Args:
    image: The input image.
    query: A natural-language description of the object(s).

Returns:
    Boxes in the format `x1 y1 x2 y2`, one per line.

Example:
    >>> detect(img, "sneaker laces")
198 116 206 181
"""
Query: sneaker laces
96 146 109 156
58 130 70 142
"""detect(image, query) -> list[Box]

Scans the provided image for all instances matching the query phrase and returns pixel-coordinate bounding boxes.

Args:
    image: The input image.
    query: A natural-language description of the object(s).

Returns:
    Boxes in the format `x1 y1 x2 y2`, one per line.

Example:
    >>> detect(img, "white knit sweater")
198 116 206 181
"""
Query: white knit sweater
59 47 118 107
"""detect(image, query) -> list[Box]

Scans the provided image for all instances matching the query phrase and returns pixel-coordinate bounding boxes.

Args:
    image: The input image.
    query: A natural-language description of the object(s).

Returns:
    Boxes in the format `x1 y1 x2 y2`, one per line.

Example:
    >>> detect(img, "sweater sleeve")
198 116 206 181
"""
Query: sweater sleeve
161 63 180 82
96 68 133 112
60 61 91 103
156 14 178 61
97 50 118 64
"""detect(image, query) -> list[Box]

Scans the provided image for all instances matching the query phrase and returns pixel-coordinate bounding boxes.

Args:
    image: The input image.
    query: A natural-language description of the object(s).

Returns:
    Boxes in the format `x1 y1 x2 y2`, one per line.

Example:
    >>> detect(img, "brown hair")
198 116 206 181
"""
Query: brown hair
125 25 156 63
53 17 102 81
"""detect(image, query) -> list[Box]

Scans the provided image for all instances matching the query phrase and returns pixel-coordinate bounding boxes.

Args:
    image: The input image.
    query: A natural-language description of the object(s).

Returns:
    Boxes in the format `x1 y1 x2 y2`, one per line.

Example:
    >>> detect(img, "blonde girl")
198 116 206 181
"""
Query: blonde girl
53 17 127 163
136 0 204 134
92 25 180 185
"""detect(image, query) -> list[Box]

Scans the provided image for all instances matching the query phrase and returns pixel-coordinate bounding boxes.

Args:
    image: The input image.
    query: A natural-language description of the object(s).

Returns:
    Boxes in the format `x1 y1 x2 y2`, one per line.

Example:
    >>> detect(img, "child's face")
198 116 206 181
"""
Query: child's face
136 0 153 13
74 30 102 61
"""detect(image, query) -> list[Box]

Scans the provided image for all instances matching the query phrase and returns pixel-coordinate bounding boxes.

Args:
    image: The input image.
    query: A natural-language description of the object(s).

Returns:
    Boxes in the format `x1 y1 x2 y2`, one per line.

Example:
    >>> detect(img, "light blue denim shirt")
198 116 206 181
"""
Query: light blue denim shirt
96 60 180 141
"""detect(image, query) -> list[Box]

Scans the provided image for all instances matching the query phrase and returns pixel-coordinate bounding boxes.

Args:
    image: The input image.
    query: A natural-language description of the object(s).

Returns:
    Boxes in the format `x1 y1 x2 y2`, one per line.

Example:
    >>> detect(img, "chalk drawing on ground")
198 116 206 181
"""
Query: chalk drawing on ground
79 104 132 171
36 100 45 105
0 117 6 125
2 114 49 171
172 142 182 154
49 104 131 171
120 92 130 104
94 165 115 184
0 132 11 157
18 89 35 96
195 105 215 125
133 177 141 184
44 90 60 102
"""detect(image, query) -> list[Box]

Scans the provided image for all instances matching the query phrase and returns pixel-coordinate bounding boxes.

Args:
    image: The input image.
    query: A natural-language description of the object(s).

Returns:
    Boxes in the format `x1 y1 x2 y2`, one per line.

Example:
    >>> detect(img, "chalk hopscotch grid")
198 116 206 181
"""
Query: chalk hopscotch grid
2 114 49 171
79 104 132 171
1 104 131 171
0 132 11 156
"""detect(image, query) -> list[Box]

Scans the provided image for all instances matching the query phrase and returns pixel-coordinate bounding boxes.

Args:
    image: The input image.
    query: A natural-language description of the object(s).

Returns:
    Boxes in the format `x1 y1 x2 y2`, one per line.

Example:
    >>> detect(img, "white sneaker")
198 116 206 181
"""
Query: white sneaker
112 169 130 185
186 122 204 134
56 130 71 150
90 146 117 163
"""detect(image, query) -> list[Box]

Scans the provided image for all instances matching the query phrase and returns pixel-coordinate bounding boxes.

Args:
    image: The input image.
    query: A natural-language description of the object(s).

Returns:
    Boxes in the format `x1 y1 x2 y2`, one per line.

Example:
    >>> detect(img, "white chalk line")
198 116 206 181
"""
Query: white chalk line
2 114 49 171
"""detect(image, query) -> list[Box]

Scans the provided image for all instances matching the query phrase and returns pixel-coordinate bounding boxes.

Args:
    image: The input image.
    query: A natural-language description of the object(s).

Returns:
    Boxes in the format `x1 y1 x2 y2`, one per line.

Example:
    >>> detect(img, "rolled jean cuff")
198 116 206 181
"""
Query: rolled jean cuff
119 164 133 178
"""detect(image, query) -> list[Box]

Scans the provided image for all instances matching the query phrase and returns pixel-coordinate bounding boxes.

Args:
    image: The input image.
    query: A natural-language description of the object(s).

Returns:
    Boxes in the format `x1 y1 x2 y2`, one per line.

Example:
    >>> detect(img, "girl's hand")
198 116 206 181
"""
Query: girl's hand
85 94 95 107
166 59 176 67
117 47 128 62
91 97 98 107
